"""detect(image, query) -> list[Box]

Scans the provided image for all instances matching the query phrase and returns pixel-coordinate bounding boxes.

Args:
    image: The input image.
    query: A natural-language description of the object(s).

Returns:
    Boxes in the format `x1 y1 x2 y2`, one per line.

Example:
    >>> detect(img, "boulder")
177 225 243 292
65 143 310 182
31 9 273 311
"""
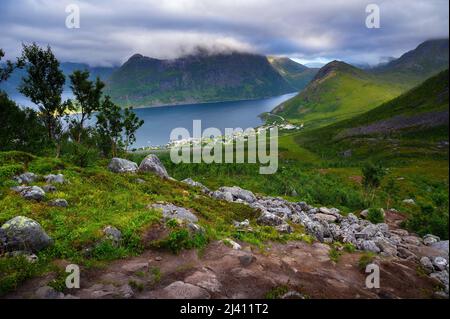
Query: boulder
108 158 138 173
159 281 210 299
233 219 250 228
357 240 380 253
34 286 64 299
432 257 448 271
13 172 38 184
43 185 57 193
402 236 421 246
103 226 122 247
402 199 416 205
49 199 68 208
223 238 242 250
275 223 293 234
1 216 53 252
138 154 169 178
182 178 210 193
375 238 397 257
239 254 256 267
423 234 440 246
257 211 284 226
431 240 449 256
420 257 434 274
11 186 45 201
212 190 234 202
150 203 198 223
44 174 65 184
217 186 256 203
314 213 337 223
397 247 417 260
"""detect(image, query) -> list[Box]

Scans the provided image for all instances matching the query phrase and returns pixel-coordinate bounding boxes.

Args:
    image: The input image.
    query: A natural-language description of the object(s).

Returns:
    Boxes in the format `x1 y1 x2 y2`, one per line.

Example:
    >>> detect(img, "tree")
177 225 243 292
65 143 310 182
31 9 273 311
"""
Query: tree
96 96 124 157
17 43 66 142
123 107 144 151
362 161 386 204
69 70 105 143
0 49 17 83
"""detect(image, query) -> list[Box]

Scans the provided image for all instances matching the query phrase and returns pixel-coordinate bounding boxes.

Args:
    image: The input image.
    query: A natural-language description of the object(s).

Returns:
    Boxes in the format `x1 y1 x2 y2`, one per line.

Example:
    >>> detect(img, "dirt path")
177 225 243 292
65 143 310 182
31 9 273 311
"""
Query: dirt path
7 239 441 299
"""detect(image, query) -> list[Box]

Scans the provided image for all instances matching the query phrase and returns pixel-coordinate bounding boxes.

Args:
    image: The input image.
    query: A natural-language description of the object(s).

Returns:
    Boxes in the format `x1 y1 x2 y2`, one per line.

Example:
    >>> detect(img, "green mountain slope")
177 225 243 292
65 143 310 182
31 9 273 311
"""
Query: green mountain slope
370 38 449 88
268 57 318 90
272 61 403 129
296 69 449 162
105 52 294 107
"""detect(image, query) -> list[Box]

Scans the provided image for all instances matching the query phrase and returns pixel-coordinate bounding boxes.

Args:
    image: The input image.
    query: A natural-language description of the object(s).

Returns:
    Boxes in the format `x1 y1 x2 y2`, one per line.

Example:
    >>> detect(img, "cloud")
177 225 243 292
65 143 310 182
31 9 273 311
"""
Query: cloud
0 0 448 66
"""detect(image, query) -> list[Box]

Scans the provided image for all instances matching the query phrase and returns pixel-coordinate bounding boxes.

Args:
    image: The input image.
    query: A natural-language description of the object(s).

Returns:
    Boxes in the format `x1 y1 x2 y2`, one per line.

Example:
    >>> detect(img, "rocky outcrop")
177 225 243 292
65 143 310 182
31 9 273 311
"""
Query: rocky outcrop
138 154 169 178
13 172 38 184
108 158 138 173
1 216 53 252
182 178 211 194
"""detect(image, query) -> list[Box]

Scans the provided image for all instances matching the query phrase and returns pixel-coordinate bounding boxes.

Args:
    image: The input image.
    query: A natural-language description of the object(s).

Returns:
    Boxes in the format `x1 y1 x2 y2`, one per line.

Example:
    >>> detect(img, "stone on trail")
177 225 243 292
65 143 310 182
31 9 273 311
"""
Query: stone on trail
159 281 211 299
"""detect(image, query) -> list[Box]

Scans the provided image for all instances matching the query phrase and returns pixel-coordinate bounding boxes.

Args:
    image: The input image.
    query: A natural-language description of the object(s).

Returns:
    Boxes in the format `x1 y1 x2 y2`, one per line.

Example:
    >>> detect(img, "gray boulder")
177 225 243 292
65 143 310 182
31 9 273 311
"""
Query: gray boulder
44 174 65 184
212 190 234 202
375 238 397 257
420 256 434 274
1 216 53 252
182 178 210 193
43 185 57 193
433 257 448 271
431 240 449 256
151 203 198 223
103 226 122 247
11 186 45 201
257 211 284 226
357 239 381 253
217 186 256 203
275 223 293 234
108 158 138 173
313 213 337 223
49 199 68 208
13 172 38 184
138 154 169 178
423 234 440 246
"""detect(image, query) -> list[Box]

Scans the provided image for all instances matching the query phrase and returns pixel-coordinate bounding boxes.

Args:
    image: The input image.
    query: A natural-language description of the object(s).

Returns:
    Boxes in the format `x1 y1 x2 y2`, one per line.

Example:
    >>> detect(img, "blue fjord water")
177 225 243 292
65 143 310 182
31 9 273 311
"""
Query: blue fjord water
11 93 296 148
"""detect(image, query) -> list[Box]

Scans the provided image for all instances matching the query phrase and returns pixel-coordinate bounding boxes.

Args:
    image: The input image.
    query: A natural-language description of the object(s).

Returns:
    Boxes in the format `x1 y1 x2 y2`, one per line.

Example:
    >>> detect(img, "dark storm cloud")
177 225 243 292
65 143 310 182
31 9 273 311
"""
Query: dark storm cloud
0 0 448 66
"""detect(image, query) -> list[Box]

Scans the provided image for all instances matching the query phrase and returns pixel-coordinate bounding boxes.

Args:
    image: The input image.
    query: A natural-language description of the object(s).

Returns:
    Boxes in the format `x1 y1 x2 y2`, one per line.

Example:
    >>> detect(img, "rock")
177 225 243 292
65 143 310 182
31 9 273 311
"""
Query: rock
182 178 210 193
43 184 57 193
375 238 397 257
155 256 163 261
346 213 359 224
275 223 293 234
357 240 381 253
360 224 380 239
403 236 421 246
391 229 409 237
184 270 222 293
150 203 198 223
44 174 65 184
187 222 204 234
217 186 256 203
314 213 337 223
119 284 134 299
233 219 250 228
138 154 169 178
430 271 449 294
135 178 146 184
35 286 64 299
420 257 434 274
11 186 45 201
432 257 448 271
13 172 38 184
402 199 416 205
159 281 211 299
8 250 39 263
108 158 138 173
239 254 256 267
103 226 122 246
290 189 298 197
1 216 53 252
397 247 417 260
223 238 242 250
212 190 234 202
431 241 449 255
121 262 149 273
49 199 68 208
423 234 440 246
257 211 284 226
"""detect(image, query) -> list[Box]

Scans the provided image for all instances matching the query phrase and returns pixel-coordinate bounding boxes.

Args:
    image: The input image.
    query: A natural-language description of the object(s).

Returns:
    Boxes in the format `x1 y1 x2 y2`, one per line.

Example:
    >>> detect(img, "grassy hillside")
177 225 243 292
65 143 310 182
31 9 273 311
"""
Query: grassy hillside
272 61 403 129
106 52 294 107
296 69 449 162
370 39 449 88
268 57 318 91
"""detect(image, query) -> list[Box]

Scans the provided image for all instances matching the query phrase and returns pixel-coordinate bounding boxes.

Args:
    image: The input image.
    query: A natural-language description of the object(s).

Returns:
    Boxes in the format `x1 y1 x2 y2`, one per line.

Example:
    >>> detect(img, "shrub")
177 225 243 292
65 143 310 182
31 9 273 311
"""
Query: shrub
362 162 386 189
367 208 385 224
358 252 376 271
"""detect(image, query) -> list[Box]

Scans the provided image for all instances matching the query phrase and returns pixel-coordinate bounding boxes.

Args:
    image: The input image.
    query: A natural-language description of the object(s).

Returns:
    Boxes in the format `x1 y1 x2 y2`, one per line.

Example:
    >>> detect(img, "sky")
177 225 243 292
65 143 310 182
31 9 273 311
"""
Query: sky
0 0 448 67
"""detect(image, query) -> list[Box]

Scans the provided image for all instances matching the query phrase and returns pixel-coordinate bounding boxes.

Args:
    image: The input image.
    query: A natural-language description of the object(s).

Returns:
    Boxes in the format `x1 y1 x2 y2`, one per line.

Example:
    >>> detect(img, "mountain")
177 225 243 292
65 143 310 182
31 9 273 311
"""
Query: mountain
267 57 318 90
0 62 117 97
272 60 403 129
105 52 294 107
370 38 449 87
296 69 449 161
